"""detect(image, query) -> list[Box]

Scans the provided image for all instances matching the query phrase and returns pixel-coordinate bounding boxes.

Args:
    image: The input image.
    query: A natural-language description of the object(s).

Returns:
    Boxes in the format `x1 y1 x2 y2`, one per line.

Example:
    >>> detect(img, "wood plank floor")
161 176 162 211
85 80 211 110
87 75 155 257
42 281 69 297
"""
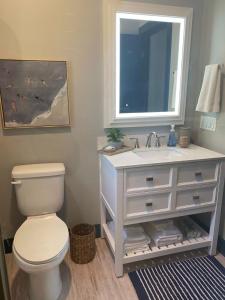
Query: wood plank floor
6 239 137 300
5 238 225 300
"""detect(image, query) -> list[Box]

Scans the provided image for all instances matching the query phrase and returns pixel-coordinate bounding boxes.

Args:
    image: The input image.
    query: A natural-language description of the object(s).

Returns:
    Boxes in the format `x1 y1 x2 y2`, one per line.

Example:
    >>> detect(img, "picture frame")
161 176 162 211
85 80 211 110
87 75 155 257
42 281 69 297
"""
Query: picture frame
0 59 70 129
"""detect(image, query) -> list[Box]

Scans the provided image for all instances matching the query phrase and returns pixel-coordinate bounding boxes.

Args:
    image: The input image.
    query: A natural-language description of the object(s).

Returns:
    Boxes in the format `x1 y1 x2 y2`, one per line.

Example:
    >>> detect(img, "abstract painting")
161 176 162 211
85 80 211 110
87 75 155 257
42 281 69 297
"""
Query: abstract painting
0 59 70 129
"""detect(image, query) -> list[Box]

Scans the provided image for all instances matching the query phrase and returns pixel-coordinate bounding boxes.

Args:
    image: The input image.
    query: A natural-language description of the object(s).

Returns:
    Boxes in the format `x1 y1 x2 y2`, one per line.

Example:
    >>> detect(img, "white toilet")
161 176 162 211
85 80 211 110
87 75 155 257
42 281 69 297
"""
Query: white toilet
11 163 69 300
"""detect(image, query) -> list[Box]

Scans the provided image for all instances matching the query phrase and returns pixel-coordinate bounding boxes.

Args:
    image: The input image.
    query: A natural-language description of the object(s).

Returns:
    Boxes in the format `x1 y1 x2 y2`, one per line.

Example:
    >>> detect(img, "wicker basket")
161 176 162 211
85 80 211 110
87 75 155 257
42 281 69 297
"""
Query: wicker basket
70 224 96 264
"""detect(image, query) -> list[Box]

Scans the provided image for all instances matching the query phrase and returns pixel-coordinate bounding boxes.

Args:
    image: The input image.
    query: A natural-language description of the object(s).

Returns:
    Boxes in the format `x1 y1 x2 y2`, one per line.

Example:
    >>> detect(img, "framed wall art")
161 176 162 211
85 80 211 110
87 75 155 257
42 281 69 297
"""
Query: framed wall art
0 59 70 129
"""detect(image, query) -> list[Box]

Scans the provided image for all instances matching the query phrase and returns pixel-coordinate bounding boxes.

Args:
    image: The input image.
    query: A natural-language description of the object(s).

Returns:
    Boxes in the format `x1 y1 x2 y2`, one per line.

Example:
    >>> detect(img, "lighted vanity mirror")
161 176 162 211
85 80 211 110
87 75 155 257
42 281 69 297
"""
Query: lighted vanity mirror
103 1 193 127
119 15 182 114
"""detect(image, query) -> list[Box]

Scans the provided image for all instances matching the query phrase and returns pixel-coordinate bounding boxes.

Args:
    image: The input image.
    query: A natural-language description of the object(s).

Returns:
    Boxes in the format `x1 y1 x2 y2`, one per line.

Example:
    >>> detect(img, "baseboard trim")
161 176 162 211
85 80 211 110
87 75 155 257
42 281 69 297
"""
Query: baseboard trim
3 238 13 254
95 224 101 238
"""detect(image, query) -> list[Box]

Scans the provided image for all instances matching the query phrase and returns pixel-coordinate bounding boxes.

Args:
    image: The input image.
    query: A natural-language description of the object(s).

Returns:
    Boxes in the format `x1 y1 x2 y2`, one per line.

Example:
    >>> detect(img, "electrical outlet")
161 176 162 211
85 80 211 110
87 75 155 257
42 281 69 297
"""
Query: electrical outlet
200 116 217 131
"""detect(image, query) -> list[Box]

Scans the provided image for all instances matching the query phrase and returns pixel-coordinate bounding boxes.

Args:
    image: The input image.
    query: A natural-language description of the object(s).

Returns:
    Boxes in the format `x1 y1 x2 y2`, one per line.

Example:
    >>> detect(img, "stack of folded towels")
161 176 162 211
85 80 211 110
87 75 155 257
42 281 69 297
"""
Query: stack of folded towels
108 222 150 253
144 219 183 247
176 217 202 239
108 217 201 251
123 224 151 253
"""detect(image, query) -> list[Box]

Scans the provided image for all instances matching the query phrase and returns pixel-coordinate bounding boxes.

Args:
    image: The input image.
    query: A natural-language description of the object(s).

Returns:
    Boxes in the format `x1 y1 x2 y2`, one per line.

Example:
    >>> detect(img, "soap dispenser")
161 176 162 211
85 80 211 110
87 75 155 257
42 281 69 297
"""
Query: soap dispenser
167 124 177 147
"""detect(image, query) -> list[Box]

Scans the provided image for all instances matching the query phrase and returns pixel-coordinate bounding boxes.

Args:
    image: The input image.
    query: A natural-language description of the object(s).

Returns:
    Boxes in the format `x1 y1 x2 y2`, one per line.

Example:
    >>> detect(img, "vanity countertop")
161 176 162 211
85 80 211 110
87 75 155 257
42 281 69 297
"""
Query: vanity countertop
101 144 225 169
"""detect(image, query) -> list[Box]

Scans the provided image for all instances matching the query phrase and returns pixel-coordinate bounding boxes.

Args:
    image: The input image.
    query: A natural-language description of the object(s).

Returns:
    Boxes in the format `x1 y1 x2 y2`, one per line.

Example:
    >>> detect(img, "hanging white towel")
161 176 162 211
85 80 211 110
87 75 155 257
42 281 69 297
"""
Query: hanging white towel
196 64 221 113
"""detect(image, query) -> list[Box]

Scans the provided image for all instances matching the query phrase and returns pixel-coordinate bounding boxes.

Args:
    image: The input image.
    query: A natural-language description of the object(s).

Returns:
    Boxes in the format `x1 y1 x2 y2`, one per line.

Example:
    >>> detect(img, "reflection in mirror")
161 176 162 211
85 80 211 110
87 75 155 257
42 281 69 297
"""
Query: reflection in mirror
117 13 184 116
103 1 193 127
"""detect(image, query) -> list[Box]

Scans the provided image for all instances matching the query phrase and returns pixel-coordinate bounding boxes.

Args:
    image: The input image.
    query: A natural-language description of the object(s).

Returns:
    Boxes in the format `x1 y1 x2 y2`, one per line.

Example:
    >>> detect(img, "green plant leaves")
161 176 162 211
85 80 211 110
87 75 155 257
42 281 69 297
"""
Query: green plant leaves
106 128 125 142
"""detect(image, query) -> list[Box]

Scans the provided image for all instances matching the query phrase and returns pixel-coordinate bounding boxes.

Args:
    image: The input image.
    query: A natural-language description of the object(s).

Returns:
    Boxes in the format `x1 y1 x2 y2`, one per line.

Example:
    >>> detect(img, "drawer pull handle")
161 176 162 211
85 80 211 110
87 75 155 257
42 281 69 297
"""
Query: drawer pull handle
193 195 200 200
146 203 153 207
146 177 154 182
195 172 202 177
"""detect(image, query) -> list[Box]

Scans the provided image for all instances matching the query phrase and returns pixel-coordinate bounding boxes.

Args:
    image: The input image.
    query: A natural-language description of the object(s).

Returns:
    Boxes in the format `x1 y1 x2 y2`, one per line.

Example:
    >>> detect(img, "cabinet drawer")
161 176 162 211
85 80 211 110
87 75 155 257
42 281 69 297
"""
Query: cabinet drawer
125 192 171 219
177 162 218 185
126 167 171 193
176 187 216 209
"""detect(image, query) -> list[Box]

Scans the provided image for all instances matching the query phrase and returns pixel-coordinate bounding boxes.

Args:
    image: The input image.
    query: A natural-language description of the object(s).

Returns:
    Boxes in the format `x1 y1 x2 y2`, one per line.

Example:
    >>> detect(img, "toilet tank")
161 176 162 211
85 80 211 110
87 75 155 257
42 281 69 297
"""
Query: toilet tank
12 163 65 216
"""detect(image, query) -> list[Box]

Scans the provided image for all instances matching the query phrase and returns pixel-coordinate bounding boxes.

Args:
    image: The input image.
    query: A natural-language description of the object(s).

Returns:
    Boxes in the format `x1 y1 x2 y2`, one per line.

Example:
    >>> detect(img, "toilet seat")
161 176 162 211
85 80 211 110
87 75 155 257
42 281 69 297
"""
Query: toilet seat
13 214 69 265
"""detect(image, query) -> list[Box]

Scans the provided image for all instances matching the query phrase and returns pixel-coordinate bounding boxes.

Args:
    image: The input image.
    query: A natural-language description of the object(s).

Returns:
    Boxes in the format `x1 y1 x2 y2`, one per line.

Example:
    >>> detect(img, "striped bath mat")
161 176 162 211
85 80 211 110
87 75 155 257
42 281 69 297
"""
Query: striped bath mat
129 256 225 300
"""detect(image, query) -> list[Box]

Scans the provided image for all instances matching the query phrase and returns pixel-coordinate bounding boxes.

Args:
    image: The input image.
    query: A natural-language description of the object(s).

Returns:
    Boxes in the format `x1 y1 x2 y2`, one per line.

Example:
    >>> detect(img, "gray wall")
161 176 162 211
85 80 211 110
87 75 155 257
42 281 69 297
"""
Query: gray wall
0 0 204 238
192 0 225 238
0 0 104 237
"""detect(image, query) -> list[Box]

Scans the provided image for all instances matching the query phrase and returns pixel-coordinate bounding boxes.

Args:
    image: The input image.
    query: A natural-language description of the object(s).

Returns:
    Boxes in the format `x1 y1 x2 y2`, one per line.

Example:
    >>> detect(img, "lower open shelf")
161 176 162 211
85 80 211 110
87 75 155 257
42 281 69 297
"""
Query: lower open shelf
123 235 211 264
103 216 211 265
124 219 210 263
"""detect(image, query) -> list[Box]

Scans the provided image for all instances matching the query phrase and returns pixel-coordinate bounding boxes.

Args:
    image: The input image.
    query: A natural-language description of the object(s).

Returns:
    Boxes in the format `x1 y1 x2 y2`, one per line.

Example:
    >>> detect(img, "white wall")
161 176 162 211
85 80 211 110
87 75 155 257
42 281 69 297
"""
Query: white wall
0 0 204 238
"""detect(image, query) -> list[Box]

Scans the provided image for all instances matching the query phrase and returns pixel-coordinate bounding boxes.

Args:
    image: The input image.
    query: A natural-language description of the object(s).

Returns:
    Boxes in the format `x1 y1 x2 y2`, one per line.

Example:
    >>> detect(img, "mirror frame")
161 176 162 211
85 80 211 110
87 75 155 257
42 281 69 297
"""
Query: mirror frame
103 0 193 128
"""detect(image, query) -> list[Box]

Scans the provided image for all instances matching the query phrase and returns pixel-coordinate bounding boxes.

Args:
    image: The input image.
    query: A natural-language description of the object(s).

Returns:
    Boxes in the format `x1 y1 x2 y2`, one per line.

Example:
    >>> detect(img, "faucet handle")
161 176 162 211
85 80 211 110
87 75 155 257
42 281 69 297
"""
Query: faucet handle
154 134 163 147
129 137 140 149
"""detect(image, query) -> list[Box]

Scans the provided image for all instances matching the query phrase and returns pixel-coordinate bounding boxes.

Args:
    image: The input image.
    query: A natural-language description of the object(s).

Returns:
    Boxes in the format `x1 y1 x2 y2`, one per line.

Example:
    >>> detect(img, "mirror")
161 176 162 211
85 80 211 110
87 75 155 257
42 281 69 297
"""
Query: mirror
119 16 181 114
103 1 193 127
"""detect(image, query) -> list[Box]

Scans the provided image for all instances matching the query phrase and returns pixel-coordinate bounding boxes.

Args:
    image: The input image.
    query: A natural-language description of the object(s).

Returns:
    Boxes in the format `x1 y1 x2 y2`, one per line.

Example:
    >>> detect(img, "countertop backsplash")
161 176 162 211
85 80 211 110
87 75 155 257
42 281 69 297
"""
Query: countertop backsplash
97 133 169 150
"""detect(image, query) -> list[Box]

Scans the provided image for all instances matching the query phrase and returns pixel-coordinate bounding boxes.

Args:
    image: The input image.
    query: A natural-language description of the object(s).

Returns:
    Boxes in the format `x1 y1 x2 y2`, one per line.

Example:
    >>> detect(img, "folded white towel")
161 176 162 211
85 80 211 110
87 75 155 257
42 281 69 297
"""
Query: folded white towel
125 240 150 248
124 225 149 243
125 236 150 244
144 220 183 248
196 64 221 113
125 244 150 253
154 237 183 248
125 236 151 246
107 222 151 252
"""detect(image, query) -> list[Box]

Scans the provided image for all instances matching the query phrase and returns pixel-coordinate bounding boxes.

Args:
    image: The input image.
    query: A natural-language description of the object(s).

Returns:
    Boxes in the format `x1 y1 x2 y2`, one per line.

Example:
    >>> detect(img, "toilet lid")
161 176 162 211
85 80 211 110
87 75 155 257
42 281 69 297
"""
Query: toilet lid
14 214 69 264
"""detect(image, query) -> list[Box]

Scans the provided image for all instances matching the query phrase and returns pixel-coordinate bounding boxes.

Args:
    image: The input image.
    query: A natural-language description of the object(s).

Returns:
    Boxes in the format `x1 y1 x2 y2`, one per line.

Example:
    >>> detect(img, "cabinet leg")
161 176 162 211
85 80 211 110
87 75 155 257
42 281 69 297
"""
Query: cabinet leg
209 246 217 256
115 260 123 277
209 210 220 256
100 198 106 239
114 218 124 277
209 162 225 256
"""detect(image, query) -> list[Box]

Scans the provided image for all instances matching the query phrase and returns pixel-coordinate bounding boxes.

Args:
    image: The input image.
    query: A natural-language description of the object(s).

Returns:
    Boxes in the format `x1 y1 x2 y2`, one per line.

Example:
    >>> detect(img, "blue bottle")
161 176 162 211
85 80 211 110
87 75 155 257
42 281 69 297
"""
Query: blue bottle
167 125 177 147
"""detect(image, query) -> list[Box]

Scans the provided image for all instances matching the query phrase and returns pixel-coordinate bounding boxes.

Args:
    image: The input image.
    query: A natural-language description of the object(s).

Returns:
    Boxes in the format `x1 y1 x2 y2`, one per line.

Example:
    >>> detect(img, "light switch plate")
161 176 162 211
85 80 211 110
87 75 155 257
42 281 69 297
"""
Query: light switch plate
200 116 217 131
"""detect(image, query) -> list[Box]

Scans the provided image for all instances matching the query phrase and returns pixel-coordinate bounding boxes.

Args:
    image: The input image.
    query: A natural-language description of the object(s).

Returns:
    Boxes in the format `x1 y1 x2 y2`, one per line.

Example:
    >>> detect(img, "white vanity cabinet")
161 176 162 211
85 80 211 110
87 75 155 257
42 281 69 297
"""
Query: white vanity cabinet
99 145 225 277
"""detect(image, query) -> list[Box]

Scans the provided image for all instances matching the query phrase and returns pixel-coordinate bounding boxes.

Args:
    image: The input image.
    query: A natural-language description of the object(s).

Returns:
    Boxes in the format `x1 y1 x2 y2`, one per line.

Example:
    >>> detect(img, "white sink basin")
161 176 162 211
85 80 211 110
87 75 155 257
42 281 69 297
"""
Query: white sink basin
133 147 184 160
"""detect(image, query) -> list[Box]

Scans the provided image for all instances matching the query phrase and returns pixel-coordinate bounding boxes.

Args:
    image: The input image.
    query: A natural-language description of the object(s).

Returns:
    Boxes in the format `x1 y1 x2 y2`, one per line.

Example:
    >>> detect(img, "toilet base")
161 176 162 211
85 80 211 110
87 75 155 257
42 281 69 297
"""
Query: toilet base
29 266 62 300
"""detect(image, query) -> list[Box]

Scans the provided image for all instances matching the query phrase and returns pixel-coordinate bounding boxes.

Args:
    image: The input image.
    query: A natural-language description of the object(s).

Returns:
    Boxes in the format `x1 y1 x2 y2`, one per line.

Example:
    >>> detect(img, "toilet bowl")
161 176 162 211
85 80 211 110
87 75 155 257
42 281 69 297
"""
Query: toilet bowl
11 163 69 300
13 214 69 300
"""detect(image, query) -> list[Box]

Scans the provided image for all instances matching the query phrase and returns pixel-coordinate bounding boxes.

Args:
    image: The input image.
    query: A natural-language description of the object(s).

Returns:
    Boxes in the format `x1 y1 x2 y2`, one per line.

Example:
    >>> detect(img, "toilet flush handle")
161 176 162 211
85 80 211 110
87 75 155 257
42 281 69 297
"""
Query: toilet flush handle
11 180 22 185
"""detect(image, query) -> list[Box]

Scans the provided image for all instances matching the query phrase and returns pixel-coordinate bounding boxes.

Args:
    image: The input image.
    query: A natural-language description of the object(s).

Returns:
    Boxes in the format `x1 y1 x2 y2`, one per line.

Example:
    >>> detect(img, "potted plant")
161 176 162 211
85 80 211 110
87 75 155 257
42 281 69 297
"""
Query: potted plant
106 128 125 149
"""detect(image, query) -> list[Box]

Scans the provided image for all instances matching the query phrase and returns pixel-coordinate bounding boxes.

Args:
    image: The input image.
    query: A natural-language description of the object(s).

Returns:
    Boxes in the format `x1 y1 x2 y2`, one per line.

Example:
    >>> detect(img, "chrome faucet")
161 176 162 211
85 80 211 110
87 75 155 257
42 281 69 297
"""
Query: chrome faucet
155 134 161 147
146 132 154 148
146 132 161 148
